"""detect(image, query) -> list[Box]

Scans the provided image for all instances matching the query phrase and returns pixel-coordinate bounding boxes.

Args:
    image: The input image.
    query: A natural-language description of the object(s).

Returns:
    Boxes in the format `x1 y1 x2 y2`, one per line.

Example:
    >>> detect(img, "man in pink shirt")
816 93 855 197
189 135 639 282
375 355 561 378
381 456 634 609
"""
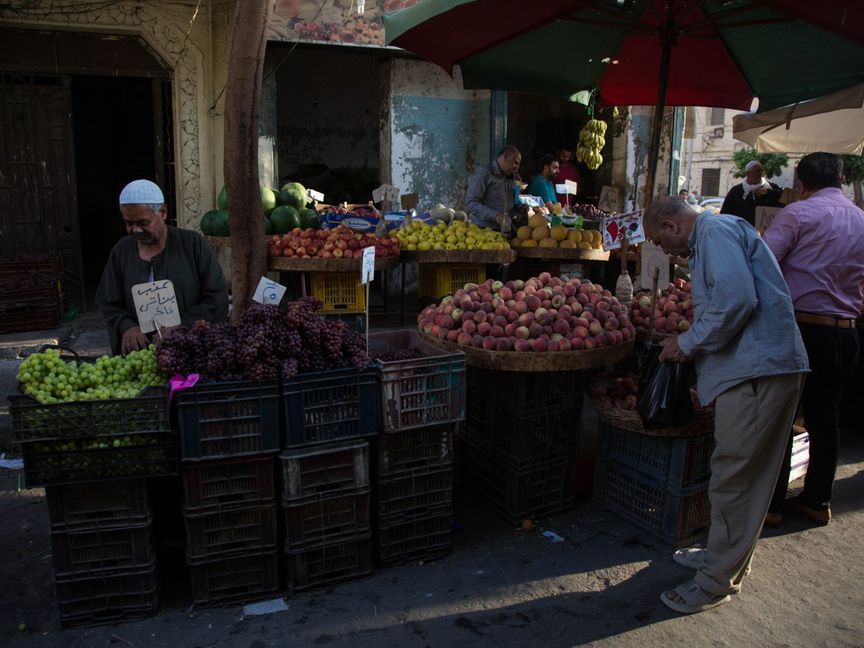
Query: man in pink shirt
763 152 864 526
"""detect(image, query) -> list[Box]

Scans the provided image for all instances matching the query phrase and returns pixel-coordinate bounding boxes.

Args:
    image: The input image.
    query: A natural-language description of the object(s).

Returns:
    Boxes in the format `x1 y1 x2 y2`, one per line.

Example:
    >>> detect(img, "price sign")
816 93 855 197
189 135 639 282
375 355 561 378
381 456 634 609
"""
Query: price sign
639 241 669 289
132 280 182 333
565 179 579 195
361 246 375 285
601 210 645 251
400 193 420 210
307 188 325 202
373 184 400 203
252 277 287 305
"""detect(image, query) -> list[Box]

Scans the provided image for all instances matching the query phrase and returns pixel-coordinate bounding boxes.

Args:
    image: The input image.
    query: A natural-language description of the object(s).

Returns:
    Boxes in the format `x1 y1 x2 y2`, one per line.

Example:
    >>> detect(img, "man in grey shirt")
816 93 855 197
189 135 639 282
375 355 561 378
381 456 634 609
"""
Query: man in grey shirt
643 196 808 614
465 145 522 231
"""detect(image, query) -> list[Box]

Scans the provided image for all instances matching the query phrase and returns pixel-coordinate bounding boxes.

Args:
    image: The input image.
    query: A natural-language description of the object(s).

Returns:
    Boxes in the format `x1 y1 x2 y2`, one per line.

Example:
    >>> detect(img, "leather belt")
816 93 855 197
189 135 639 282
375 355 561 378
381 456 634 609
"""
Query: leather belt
795 312 856 329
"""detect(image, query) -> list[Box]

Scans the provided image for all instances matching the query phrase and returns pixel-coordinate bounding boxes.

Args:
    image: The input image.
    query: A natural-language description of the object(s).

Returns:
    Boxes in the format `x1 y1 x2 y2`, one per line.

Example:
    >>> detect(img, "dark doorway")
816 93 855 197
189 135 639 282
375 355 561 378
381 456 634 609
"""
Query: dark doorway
71 76 174 306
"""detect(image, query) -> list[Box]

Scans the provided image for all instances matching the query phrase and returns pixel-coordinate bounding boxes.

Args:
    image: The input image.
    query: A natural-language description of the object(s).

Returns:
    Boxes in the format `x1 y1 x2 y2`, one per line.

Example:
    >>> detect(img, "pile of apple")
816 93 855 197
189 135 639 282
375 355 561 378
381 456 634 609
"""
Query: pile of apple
591 372 638 411
630 278 694 335
418 273 636 352
268 225 400 259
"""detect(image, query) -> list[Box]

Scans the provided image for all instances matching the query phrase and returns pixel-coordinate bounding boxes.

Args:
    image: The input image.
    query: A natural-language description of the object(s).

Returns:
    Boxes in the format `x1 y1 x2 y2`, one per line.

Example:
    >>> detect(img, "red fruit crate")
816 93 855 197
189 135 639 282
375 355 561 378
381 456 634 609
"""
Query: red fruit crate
175 380 280 459
283 489 371 548
285 534 373 592
282 367 377 447
51 519 154 576
375 423 453 476
46 479 150 531
55 563 158 628
182 454 276 512
280 440 369 501
184 503 278 560
376 510 452 567
369 330 466 433
188 549 280 607
593 459 710 546
375 464 453 519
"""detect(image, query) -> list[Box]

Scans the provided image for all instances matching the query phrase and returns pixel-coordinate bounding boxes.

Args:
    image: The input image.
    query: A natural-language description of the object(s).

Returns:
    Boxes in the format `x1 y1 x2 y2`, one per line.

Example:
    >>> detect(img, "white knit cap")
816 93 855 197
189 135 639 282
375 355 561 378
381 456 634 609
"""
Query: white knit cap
119 179 164 205
744 160 762 172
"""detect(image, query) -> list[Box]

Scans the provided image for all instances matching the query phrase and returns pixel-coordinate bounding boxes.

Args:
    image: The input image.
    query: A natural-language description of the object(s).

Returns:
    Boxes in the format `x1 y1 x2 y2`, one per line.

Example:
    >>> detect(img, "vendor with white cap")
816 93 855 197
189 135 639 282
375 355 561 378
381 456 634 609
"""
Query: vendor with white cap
95 179 229 355
719 159 783 226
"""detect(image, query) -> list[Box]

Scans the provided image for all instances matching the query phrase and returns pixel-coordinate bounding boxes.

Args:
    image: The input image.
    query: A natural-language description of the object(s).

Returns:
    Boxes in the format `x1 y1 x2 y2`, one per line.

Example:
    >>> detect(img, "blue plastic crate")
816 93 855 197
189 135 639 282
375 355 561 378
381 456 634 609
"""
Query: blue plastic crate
282 368 377 447
175 380 280 460
598 422 713 490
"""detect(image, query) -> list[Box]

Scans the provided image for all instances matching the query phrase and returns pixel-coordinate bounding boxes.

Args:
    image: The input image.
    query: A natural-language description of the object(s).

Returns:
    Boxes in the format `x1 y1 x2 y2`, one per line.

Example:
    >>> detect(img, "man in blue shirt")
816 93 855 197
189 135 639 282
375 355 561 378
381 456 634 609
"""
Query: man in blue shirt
526 154 560 207
643 196 808 615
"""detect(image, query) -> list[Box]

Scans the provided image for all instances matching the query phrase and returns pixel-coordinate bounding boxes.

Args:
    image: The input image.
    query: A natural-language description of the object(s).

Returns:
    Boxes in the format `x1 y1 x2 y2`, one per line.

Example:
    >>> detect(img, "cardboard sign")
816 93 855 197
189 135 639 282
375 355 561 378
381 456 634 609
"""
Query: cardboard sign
372 184 400 203
755 206 783 234
361 246 375 285
565 179 579 196
400 193 420 210
598 186 621 213
132 280 182 333
601 210 645 251
252 277 287 306
307 188 325 202
639 241 670 290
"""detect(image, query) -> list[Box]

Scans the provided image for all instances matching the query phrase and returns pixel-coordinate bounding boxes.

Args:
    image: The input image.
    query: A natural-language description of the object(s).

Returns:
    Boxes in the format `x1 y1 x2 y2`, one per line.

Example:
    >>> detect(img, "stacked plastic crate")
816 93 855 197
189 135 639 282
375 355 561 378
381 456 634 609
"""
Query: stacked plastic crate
463 369 587 523
280 366 378 591
10 387 175 627
175 380 281 605
369 330 466 566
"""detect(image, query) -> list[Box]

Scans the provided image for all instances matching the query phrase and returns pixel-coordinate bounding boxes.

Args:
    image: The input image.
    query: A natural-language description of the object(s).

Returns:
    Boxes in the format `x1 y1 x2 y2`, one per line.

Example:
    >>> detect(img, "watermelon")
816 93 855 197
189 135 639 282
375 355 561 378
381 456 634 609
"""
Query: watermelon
300 208 320 229
270 205 301 234
279 182 308 211
217 185 278 214
201 209 229 237
217 186 228 210
264 214 273 235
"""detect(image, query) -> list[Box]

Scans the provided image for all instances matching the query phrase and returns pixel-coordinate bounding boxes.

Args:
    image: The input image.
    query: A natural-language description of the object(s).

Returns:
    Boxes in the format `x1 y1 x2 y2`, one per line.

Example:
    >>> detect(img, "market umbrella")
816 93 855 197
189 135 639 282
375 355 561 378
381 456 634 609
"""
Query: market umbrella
384 0 864 200
733 83 864 155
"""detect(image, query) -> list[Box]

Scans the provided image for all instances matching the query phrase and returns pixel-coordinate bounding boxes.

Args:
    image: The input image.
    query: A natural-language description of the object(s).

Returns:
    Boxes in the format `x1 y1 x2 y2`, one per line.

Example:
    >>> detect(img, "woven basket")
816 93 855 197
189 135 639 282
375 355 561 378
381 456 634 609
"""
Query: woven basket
588 372 714 438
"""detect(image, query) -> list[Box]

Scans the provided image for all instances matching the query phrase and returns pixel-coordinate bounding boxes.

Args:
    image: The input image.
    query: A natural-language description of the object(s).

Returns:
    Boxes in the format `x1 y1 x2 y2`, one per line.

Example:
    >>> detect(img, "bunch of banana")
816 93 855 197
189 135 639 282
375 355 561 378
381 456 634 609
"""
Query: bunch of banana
576 118 607 170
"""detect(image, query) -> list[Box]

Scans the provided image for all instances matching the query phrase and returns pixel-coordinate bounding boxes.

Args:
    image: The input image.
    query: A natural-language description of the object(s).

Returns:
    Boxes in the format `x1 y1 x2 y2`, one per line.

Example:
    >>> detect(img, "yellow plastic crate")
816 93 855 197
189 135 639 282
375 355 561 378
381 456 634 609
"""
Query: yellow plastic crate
309 272 366 313
418 264 486 298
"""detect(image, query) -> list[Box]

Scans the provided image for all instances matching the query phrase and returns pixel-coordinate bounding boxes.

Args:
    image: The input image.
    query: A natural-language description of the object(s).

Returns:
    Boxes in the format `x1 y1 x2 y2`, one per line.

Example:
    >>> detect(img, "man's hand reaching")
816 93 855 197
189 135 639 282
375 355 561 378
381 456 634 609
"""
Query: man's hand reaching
658 335 690 363
121 326 150 355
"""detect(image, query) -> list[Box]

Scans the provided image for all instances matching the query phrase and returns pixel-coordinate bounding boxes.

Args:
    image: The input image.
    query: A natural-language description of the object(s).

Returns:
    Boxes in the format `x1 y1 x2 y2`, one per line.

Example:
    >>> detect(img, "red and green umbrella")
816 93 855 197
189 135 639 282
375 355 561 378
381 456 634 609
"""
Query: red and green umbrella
385 0 864 198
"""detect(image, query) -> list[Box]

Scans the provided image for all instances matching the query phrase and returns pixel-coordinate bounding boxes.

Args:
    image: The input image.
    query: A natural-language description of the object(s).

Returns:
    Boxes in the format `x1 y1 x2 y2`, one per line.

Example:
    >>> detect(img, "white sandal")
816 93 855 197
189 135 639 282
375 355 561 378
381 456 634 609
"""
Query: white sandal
660 580 731 614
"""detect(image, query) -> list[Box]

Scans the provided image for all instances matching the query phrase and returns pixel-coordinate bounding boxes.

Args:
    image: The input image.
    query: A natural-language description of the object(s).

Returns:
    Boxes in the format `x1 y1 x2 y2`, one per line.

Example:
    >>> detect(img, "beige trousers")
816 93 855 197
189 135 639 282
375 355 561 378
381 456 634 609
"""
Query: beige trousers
694 372 805 596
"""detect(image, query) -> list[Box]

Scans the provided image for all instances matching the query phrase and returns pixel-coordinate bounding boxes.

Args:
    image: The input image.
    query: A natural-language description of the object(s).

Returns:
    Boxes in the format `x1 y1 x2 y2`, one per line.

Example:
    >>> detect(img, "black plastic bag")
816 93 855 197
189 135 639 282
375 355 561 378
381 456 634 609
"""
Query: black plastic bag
637 342 694 429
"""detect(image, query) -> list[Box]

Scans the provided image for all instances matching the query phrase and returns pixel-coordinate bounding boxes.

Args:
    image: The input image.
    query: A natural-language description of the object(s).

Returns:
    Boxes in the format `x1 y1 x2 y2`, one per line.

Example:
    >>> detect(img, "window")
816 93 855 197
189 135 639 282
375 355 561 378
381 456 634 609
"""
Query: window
709 107 725 126
701 168 721 196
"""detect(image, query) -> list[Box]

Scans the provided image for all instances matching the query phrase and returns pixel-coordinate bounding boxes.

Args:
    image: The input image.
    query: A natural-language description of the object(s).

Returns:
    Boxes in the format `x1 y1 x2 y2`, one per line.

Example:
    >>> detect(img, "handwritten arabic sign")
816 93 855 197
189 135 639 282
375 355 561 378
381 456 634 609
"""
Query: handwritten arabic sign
361 246 375 285
253 277 287 306
132 280 181 333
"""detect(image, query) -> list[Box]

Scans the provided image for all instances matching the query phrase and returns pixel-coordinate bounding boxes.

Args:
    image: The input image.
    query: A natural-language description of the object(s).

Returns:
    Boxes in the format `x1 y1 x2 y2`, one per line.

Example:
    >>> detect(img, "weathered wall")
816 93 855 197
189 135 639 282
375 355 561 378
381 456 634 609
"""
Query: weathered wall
387 60 490 210
611 105 675 211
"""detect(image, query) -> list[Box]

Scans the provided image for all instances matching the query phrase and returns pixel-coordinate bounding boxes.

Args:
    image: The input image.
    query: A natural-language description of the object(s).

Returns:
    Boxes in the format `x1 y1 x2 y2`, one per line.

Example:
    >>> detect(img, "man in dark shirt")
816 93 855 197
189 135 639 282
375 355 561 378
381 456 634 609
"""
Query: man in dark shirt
465 145 522 231
96 179 229 355
720 160 783 226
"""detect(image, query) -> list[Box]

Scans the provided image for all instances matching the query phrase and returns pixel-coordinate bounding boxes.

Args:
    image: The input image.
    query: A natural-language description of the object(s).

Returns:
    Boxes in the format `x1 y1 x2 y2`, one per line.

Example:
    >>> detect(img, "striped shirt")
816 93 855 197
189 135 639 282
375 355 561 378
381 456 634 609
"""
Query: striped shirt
763 187 864 319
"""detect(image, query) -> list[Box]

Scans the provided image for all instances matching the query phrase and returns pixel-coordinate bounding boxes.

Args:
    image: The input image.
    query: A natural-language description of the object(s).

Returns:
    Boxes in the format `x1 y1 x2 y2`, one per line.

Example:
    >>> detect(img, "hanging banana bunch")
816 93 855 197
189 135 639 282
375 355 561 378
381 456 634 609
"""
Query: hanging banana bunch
576 118 607 171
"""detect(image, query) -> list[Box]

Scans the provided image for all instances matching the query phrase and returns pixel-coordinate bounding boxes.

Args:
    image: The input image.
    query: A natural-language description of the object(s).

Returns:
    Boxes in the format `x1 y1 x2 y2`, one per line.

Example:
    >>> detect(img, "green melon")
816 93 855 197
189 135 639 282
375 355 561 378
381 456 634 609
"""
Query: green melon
279 182 308 211
217 186 228 210
217 185 277 214
201 209 229 237
270 205 301 234
299 208 320 230
264 214 273 235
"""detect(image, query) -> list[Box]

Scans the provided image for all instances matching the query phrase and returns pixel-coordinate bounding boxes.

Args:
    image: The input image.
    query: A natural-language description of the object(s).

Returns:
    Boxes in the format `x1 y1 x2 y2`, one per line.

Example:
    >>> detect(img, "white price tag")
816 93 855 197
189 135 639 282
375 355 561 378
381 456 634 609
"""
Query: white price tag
307 188 325 202
372 184 399 203
361 246 375 285
565 179 579 195
132 280 182 334
555 184 568 194
385 186 401 202
639 241 669 289
252 277 287 305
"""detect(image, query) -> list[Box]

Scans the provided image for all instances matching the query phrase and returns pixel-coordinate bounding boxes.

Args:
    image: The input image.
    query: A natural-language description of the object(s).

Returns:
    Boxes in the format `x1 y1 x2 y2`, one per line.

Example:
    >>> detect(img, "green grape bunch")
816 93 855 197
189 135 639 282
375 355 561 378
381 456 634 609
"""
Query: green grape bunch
17 347 166 404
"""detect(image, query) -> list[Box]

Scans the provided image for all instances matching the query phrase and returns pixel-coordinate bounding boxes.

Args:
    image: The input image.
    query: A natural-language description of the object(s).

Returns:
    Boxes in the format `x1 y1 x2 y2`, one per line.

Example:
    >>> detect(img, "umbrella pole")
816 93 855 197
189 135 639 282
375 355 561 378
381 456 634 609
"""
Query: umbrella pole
644 19 674 208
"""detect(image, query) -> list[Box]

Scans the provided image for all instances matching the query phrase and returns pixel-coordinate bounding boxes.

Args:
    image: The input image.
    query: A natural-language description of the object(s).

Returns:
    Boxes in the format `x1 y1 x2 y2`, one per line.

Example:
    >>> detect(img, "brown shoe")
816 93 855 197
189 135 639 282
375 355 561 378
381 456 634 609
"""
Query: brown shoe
788 497 831 525
764 513 782 527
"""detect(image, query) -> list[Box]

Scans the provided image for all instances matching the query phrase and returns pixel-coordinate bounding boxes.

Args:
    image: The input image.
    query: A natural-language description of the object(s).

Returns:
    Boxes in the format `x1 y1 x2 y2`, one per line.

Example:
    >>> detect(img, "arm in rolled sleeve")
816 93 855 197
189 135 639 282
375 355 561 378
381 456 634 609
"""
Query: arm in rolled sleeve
466 169 499 226
677 229 759 357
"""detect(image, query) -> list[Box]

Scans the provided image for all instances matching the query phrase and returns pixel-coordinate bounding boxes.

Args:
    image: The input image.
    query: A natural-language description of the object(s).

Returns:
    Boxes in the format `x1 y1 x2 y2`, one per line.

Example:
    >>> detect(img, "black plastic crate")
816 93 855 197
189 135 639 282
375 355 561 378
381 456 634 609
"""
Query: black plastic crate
466 367 585 418
46 479 150 531
376 510 452 567
51 519 154 576
369 329 466 432
282 367 377 447
55 563 158 628
182 454 276 513
465 400 583 470
598 423 713 490
593 459 711 546
375 464 453 519
375 424 453 476
283 489 371 548
184 503 278 560
175 380 280 459
280 440 369 501
463 443 576 524
285 534 373 592
188 548 280 607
